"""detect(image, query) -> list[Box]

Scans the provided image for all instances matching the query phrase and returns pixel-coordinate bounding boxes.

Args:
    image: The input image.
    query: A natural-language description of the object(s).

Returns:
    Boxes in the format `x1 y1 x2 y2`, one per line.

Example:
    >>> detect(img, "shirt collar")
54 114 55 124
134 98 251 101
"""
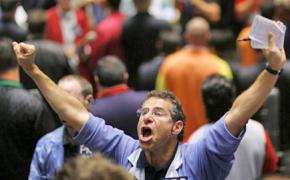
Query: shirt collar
136 143 179 170
63 126 75 146
97 84 131 98
136 150 149 168
0 80 22 88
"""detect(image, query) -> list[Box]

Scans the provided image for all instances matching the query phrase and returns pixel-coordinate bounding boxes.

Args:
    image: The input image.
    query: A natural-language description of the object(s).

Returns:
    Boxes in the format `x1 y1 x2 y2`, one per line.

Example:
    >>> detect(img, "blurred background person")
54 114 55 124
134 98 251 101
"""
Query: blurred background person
44 0 90 72
20 9 74 128
90 56 147 139
29 75 93 179
121 0 171 89
188 74 278 180
21 9 73 90
81 0 126 86
0 40 56 180
156 17 232 140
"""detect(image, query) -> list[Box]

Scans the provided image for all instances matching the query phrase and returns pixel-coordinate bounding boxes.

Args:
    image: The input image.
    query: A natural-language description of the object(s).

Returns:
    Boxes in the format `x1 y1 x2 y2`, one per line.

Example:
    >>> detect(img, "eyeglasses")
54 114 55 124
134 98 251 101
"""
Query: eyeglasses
136 107 169 118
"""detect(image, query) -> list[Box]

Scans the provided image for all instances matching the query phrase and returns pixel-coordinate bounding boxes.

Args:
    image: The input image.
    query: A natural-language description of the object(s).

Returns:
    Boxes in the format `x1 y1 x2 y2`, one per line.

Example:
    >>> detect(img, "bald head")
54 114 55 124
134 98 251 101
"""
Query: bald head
58 75 93 109
186 17 210 38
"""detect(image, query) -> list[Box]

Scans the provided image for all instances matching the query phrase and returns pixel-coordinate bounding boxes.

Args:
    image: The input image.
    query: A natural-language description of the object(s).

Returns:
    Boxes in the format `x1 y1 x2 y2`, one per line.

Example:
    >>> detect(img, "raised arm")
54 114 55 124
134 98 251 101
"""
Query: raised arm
12 42 89 131
225 33 286 136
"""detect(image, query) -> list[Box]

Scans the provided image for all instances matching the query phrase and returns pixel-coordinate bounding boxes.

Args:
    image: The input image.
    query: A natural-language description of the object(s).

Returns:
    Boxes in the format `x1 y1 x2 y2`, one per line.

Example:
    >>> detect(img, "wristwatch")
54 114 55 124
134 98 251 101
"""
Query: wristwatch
265 63 283 75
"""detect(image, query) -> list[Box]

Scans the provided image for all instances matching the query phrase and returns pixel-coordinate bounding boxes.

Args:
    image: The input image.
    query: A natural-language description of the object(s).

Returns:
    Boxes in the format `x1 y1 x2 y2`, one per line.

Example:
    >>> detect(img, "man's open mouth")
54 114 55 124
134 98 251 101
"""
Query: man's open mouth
142 127 152 136
140 127 153 142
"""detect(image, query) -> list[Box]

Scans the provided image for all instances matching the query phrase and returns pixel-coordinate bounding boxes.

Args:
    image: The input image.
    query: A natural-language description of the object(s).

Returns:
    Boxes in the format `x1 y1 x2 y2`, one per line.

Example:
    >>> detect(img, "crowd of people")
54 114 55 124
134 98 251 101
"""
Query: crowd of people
0 0 290 179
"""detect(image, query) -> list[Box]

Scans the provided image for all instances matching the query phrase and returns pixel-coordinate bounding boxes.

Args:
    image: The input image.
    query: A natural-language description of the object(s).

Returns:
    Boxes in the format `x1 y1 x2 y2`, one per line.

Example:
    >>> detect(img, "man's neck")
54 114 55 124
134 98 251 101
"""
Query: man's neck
0 68 20 82
144 140 178 170
185 44 210 52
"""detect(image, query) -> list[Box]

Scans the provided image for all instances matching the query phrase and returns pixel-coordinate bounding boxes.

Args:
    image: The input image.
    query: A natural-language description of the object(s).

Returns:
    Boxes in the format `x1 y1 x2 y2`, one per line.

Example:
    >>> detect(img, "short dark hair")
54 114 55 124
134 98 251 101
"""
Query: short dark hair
107 0 121 10
27 9 47 34
144 90 186 141
0 40 18 73
94 56 126 87
0 0 18 12
55 153 135 180
202 74 236 123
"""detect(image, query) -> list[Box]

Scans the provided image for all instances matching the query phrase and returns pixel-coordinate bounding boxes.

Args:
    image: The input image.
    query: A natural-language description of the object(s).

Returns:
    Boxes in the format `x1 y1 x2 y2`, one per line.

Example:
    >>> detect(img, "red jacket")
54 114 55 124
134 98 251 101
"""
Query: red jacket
80 11 126 84
45 6 89 45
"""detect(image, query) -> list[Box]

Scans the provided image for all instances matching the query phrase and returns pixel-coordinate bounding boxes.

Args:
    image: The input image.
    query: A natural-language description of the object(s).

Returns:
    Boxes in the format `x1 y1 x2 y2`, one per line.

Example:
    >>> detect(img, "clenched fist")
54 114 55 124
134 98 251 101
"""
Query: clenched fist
12 42 36 73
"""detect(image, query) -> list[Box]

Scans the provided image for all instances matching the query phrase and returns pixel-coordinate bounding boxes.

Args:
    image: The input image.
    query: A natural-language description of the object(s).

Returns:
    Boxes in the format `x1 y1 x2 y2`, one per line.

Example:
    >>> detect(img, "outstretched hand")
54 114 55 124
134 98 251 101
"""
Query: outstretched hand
263 32 286 71
12 42 36 72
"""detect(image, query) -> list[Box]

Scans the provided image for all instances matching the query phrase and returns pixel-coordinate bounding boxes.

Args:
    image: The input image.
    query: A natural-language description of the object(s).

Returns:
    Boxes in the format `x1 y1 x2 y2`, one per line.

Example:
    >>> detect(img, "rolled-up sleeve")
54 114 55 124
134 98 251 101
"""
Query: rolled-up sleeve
184 113 246 179
73 113 139 163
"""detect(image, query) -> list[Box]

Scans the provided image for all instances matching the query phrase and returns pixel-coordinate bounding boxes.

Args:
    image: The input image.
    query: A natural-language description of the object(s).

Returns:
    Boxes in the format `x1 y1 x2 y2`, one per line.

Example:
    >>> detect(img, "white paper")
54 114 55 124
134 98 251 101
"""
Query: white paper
249 15 286 49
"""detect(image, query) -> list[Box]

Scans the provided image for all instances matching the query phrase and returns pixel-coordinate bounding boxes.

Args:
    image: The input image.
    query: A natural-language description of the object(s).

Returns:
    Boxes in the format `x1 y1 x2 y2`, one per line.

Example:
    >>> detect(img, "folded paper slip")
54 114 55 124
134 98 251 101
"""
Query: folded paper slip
249 15 286 49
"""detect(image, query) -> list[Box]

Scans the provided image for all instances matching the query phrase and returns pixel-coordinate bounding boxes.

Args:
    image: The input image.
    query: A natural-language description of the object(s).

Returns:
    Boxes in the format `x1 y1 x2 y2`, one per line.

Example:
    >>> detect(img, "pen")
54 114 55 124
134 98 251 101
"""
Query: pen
237 38 251 42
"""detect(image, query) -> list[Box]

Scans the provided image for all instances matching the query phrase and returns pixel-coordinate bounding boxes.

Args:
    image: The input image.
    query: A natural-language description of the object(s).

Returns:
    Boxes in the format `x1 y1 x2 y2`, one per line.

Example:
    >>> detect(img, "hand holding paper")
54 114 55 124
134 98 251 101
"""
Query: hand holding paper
249 15 286 49
262 33 286 71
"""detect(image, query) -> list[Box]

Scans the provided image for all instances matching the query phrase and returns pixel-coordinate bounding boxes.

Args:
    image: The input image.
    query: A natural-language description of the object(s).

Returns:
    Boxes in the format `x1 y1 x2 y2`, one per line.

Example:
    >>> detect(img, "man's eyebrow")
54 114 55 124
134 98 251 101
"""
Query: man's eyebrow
140 106 167 111
152 107 166 111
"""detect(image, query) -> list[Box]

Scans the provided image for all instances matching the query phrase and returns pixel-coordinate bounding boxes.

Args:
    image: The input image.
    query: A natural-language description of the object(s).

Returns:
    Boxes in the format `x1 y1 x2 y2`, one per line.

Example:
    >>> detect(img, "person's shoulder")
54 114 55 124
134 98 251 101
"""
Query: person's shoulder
1 88 46 115
89 97 114 110
152 18 171 28
248 119 263 127
113 11 126 20
36 126 64 146
122 16 133 27
245 119 265 135
97 12 125 29
111 91 147 102
97 90 147 101
123 12 151 27
10 88 41 101
161 50 186 68
46 6 57 16
209 52 228 63
75 8 87 15
127 90 148 97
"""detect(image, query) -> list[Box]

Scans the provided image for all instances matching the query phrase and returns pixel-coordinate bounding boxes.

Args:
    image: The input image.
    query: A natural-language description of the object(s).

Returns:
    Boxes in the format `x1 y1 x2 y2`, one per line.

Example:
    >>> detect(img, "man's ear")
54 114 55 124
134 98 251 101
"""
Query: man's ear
84 94 94 109
172 120 183 136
